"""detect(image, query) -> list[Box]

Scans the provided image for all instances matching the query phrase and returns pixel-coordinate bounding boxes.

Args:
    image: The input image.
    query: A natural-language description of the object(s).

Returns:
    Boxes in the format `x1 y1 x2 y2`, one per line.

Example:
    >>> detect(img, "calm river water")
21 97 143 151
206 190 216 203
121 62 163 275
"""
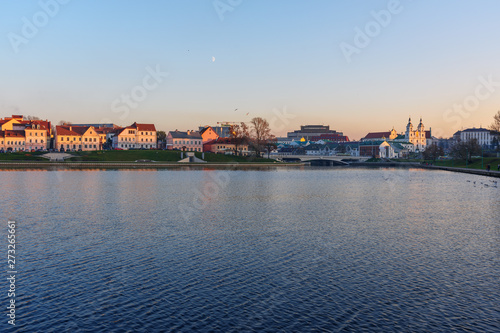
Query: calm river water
1 167 499 332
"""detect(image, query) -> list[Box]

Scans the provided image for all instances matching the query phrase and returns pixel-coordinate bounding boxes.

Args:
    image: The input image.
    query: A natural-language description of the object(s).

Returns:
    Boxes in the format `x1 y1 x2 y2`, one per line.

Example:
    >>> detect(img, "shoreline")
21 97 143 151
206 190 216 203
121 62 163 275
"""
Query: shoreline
0 161 307 169
1 161 499 178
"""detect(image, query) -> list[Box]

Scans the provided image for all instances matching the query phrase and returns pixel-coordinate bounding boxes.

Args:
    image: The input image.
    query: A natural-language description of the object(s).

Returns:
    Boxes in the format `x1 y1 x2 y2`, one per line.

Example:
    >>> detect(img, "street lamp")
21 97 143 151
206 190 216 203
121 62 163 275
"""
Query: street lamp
481 144 484 169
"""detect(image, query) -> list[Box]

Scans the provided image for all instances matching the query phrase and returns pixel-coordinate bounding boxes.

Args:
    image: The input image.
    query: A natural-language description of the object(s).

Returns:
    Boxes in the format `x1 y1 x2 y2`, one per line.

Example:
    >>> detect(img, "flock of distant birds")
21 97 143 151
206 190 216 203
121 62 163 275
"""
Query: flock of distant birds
466 179 498 188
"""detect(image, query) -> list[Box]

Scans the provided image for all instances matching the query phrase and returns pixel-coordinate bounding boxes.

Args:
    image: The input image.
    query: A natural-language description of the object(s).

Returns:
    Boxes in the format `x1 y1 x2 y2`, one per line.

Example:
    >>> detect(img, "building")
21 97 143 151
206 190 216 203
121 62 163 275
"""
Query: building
0 130 26 152
362 129 398 142
203 137 250 155
112 123 157 150
379 141 410 159
0 115 24 131
405 117 430 151
0 115 52 151
459 127 500 149
199 126 220 143
167 130 203 152
311 133 349 142
56 125 102 151
24 122 50 151
208 122 238 138
360 141 383 157
287 125 345 141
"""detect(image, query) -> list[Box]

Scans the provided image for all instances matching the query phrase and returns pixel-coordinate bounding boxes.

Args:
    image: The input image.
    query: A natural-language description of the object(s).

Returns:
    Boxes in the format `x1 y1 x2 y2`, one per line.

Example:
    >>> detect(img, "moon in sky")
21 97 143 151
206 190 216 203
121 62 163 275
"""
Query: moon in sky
212 56 215 62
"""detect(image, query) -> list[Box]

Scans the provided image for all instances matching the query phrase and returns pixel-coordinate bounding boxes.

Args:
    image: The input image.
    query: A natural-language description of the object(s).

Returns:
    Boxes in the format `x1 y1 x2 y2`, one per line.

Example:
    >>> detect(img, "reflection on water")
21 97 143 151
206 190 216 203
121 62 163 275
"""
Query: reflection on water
0 168 499 332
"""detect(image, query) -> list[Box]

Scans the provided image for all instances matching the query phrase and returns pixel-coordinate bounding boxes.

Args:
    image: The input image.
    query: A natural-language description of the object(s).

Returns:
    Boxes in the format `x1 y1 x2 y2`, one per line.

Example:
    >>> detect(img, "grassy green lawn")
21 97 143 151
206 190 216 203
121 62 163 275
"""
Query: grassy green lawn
425 157 500 170
66 150 277 163
0 152 47 161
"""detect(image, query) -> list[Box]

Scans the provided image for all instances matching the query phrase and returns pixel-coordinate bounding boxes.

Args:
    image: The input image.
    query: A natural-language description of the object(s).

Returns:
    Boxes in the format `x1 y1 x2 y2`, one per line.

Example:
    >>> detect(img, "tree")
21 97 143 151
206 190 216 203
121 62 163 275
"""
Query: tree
336 144 347 154
264 135 278 159
422 143 444 161
26 115 41 121
450 138 481 162
490 110 500 132
249 117 273 157
156 131 166 148
229 122 249 155
58 120 72 126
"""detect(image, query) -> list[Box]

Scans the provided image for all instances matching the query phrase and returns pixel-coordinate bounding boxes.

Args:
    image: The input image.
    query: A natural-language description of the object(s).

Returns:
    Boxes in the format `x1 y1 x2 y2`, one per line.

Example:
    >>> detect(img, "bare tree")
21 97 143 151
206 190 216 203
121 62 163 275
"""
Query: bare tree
249 117 273 157
423 143 444 161
490 110 500 132
450 138 481 162
58 120 72 126
229 122 249 155
26 115 41 121
264 135 278 159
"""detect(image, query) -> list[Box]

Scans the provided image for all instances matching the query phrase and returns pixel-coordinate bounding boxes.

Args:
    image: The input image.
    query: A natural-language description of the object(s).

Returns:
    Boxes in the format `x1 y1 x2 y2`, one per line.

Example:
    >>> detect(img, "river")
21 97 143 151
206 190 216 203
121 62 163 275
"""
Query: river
1 167 499 332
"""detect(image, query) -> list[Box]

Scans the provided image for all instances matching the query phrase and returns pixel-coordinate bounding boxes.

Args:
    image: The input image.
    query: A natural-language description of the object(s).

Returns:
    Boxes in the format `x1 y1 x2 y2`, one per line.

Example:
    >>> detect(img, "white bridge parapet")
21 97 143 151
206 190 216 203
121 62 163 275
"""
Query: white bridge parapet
270 155 368 165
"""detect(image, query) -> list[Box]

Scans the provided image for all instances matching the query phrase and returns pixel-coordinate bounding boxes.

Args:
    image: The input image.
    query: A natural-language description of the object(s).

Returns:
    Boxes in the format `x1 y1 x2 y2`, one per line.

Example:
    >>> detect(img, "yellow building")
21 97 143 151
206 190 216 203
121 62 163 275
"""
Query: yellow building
405 118 428 151
112 123 157 150
25 123 50 151
56 125 101 151
0 130 26 152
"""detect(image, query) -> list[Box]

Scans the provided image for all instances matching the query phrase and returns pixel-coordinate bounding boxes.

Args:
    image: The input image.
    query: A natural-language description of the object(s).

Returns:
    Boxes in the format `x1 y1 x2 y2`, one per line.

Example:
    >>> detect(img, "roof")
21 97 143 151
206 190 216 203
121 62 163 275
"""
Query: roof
3 130 25 138
461 127 494 133
132 122 156 132
199 126 214 135
364 131 392 139
56 125 96 136
168 130 202 139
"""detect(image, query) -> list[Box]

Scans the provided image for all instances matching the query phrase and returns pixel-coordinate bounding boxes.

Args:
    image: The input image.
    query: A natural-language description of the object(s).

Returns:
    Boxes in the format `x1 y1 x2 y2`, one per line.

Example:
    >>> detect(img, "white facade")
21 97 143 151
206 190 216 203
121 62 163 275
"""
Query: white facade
405 117 427 151
460 128 499 147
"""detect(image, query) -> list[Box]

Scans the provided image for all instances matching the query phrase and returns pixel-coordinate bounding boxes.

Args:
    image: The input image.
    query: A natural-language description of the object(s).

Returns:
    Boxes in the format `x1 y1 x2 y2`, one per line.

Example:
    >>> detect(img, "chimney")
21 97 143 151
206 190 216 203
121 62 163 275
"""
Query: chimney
69 126 72 131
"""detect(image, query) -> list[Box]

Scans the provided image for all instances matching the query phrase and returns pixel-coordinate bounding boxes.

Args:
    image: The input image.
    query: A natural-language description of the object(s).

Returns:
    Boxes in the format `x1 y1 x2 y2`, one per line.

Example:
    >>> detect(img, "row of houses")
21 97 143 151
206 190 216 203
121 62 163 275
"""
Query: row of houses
166 126 251 155
0 115 253 155
0 115 158 152
0 115 52 152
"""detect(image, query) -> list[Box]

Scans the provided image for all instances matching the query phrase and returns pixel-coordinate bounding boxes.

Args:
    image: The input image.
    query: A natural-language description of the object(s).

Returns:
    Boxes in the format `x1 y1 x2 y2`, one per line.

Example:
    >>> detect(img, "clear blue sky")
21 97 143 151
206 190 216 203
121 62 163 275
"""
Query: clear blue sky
1 0 500 140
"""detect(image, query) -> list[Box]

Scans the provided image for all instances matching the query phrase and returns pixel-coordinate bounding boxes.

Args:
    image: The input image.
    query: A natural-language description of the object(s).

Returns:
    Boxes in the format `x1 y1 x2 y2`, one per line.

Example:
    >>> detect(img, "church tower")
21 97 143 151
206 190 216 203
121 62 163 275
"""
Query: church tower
405 117 413 141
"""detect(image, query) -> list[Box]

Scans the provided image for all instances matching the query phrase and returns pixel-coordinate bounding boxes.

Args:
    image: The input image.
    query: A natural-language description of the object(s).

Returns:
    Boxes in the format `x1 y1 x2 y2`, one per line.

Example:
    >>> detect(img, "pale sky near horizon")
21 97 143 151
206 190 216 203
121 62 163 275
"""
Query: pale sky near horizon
1 0 500 140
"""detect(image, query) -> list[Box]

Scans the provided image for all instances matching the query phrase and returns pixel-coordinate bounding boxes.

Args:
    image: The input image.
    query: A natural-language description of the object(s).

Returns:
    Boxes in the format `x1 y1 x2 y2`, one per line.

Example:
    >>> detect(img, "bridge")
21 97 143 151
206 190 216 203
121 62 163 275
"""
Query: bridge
270 155 369 166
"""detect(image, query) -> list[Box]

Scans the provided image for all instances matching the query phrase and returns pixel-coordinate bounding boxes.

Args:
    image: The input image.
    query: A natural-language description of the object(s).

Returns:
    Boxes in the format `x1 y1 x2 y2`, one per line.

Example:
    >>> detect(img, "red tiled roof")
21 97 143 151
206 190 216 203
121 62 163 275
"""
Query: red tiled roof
364 132 391 139
4 130 25 138
132 122 156 131
56 126 80 136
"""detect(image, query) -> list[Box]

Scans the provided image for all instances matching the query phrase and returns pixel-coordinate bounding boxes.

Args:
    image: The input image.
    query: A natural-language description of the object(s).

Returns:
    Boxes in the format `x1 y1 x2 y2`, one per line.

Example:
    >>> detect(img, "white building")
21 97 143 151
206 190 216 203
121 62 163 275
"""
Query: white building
112 123 157 150
405 117 430 152
459 128 499 148
167 130 203 152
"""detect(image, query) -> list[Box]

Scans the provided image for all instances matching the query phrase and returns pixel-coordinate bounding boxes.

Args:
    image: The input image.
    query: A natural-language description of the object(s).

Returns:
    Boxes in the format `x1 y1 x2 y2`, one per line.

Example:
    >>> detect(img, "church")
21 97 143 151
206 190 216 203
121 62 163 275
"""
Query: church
405 117 429 151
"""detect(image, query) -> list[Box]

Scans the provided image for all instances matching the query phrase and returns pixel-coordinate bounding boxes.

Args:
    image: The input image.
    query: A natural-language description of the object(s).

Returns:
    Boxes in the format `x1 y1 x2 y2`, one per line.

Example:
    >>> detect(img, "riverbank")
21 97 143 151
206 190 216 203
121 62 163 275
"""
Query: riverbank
351 161 500 178
0 161 306 170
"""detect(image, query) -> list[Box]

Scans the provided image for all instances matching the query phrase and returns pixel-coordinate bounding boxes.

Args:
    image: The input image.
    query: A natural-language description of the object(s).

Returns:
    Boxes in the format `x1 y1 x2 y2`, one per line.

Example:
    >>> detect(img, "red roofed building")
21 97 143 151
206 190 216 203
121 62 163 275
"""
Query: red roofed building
0 130 26 152
203 137 250 155
362 129 398 142
56 125 101 151
112 122 157 150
